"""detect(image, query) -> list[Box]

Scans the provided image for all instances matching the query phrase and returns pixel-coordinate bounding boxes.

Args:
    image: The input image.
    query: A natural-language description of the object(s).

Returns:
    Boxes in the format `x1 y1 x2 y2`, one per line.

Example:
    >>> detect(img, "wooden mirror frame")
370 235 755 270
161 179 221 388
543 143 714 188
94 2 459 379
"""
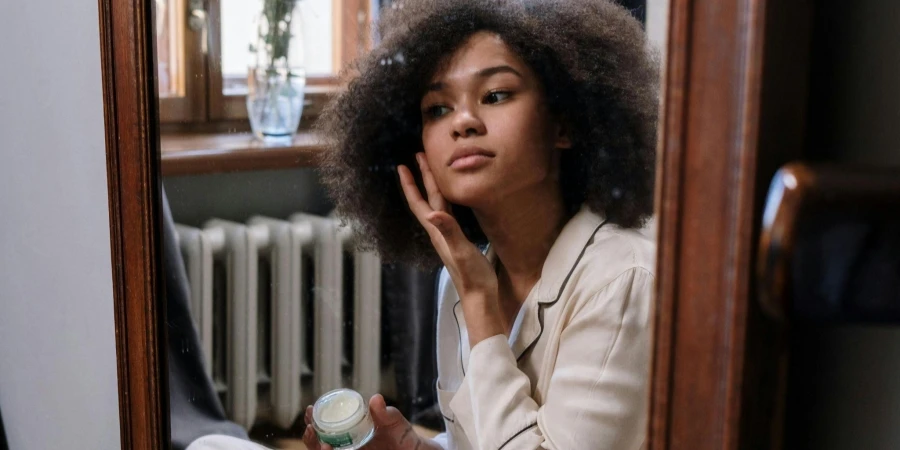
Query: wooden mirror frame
99 0 167 448
99 0 813 448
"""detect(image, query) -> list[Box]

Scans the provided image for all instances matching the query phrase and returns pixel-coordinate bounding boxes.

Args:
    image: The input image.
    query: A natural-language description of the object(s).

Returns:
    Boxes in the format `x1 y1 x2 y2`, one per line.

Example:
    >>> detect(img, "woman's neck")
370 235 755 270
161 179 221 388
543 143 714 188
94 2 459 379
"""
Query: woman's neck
471 181 568 295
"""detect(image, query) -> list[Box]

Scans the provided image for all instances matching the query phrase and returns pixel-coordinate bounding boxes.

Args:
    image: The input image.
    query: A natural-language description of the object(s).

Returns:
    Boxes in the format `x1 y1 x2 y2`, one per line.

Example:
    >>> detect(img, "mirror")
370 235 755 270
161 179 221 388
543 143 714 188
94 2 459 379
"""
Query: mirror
5 0 848 446
155 1 670 449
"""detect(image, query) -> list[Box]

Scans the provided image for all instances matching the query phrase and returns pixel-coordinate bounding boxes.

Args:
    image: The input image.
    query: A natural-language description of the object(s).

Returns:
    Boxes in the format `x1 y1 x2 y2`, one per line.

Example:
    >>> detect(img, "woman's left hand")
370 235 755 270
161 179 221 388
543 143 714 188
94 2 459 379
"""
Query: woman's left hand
302 394 444 450
398 153 505 345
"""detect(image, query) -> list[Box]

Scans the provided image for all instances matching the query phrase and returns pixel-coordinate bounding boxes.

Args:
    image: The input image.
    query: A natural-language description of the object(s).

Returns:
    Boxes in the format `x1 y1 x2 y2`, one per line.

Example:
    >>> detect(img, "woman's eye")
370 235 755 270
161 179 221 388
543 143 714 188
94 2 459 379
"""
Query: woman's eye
425 105 451 119
484 91 511 104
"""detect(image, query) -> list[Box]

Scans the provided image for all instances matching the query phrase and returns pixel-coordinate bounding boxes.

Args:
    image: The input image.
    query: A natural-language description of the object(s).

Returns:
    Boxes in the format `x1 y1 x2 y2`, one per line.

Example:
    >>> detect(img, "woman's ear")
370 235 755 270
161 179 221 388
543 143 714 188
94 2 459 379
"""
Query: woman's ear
554 120 573 149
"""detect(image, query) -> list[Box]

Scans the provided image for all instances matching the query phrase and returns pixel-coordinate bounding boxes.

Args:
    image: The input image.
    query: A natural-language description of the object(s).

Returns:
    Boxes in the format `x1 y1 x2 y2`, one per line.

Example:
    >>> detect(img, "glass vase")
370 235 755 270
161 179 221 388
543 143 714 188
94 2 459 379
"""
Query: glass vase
247 67 306 143
247 0 306 143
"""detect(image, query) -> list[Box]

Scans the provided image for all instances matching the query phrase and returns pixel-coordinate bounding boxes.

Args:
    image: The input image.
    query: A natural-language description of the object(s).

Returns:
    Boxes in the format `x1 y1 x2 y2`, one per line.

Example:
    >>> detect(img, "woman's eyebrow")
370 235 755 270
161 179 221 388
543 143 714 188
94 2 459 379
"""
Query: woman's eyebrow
426 65 523 92
476 64 522 79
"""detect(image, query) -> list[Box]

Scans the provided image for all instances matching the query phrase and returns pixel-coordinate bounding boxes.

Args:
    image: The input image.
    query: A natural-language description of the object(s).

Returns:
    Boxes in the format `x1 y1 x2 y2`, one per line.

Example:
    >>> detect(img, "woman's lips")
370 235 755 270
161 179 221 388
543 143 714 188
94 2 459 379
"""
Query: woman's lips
450 154 494 170
448 147 495 170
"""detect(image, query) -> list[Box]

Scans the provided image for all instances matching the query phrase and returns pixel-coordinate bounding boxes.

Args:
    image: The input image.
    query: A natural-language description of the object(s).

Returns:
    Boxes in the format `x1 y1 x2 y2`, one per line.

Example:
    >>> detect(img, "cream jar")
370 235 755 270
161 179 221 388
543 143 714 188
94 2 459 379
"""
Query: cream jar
312 388 375 449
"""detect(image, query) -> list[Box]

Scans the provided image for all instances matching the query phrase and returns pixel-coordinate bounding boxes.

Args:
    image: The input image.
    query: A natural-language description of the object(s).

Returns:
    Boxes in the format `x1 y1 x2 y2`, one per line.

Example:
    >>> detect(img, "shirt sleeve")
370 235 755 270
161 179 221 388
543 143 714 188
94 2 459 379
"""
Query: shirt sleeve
462 267 653 450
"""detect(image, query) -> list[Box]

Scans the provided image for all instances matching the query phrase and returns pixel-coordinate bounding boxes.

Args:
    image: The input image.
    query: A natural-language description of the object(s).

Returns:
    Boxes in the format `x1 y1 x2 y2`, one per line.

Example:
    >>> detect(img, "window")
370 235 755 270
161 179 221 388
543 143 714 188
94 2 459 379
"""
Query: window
155 0 373 129
155 0 184 98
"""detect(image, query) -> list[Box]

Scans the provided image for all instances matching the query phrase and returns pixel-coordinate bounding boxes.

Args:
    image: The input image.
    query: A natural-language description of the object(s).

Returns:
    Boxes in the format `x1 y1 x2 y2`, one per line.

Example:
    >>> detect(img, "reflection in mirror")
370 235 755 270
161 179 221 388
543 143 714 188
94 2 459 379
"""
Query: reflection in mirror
157 0 669 448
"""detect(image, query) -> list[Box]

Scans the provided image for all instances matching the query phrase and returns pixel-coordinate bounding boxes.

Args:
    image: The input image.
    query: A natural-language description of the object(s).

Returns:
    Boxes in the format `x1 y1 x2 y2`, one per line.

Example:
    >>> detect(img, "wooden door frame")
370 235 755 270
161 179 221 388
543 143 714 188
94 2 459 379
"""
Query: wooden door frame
98 0 813 448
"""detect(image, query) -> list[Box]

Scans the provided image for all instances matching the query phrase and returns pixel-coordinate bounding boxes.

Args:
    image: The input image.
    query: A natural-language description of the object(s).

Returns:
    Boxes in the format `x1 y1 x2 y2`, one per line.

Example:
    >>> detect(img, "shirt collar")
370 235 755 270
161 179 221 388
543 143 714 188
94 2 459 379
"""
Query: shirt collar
481 205 607 361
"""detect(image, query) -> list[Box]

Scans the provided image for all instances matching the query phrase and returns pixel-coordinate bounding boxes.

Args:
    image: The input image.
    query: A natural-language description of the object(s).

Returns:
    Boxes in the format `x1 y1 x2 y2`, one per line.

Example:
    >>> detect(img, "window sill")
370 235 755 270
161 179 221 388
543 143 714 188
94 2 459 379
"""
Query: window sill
161 131 326 176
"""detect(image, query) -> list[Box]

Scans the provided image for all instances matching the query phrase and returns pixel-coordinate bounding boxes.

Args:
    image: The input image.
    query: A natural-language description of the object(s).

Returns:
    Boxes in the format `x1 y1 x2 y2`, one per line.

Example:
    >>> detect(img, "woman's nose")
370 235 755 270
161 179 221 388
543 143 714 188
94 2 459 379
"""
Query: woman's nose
450 106 486 139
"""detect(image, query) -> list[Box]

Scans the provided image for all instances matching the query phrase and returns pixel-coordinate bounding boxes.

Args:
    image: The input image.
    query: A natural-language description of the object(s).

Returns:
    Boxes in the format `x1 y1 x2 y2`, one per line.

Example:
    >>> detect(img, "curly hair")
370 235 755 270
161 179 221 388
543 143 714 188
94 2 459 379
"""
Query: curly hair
317 0 659 268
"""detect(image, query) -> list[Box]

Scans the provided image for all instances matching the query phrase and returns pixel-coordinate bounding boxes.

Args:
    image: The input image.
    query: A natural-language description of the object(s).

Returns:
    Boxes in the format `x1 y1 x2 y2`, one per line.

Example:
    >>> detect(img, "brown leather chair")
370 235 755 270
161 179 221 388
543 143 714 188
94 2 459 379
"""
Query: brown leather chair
759 162 900 322
758 163 900 449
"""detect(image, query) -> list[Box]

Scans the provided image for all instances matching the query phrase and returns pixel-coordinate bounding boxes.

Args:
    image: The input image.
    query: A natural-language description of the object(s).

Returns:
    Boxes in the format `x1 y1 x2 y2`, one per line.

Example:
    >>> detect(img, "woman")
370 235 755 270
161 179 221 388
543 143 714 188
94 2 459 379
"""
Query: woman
305 0 659 448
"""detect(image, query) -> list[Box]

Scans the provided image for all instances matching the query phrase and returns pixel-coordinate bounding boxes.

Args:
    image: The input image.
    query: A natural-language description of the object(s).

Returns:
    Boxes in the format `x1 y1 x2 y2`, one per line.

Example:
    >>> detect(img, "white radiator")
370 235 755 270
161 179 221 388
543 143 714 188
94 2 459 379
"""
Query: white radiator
174 213 382 430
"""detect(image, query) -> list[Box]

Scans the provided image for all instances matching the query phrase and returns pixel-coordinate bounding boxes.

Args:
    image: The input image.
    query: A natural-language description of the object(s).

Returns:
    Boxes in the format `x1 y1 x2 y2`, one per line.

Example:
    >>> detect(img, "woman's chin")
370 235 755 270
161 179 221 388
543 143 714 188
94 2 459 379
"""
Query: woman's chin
443 186 496 210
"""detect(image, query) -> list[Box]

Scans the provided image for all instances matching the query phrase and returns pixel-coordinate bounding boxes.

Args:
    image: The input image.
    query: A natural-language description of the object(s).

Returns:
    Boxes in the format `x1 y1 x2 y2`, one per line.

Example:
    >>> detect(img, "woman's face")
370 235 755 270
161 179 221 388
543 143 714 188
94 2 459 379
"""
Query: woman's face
419 31 570 210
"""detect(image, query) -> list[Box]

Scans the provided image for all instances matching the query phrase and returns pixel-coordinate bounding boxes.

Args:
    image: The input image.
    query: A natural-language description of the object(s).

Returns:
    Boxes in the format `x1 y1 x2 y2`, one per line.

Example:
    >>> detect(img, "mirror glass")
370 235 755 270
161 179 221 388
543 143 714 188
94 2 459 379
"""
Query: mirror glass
155 0 669 448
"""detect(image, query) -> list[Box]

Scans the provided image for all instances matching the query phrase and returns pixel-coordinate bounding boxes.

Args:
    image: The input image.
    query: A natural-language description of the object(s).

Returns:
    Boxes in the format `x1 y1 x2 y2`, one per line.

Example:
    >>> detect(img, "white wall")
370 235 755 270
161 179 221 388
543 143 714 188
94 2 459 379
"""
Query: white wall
0 0 121 448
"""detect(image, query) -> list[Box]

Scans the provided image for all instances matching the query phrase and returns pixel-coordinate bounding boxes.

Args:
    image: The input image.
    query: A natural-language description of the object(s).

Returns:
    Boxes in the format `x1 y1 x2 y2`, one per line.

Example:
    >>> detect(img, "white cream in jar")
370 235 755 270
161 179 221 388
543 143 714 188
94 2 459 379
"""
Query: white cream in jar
312 388 375 449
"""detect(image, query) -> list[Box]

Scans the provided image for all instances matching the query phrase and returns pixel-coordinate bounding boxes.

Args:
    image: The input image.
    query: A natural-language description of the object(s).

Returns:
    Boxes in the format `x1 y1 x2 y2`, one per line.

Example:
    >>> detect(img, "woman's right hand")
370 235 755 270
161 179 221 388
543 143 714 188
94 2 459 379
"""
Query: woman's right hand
302 394 443 450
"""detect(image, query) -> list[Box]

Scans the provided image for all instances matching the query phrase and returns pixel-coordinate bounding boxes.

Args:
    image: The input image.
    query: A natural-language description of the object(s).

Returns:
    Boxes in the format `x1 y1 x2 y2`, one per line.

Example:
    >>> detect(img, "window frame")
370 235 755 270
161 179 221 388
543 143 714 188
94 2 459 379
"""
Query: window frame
159 0 371 126
158 0 208 123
